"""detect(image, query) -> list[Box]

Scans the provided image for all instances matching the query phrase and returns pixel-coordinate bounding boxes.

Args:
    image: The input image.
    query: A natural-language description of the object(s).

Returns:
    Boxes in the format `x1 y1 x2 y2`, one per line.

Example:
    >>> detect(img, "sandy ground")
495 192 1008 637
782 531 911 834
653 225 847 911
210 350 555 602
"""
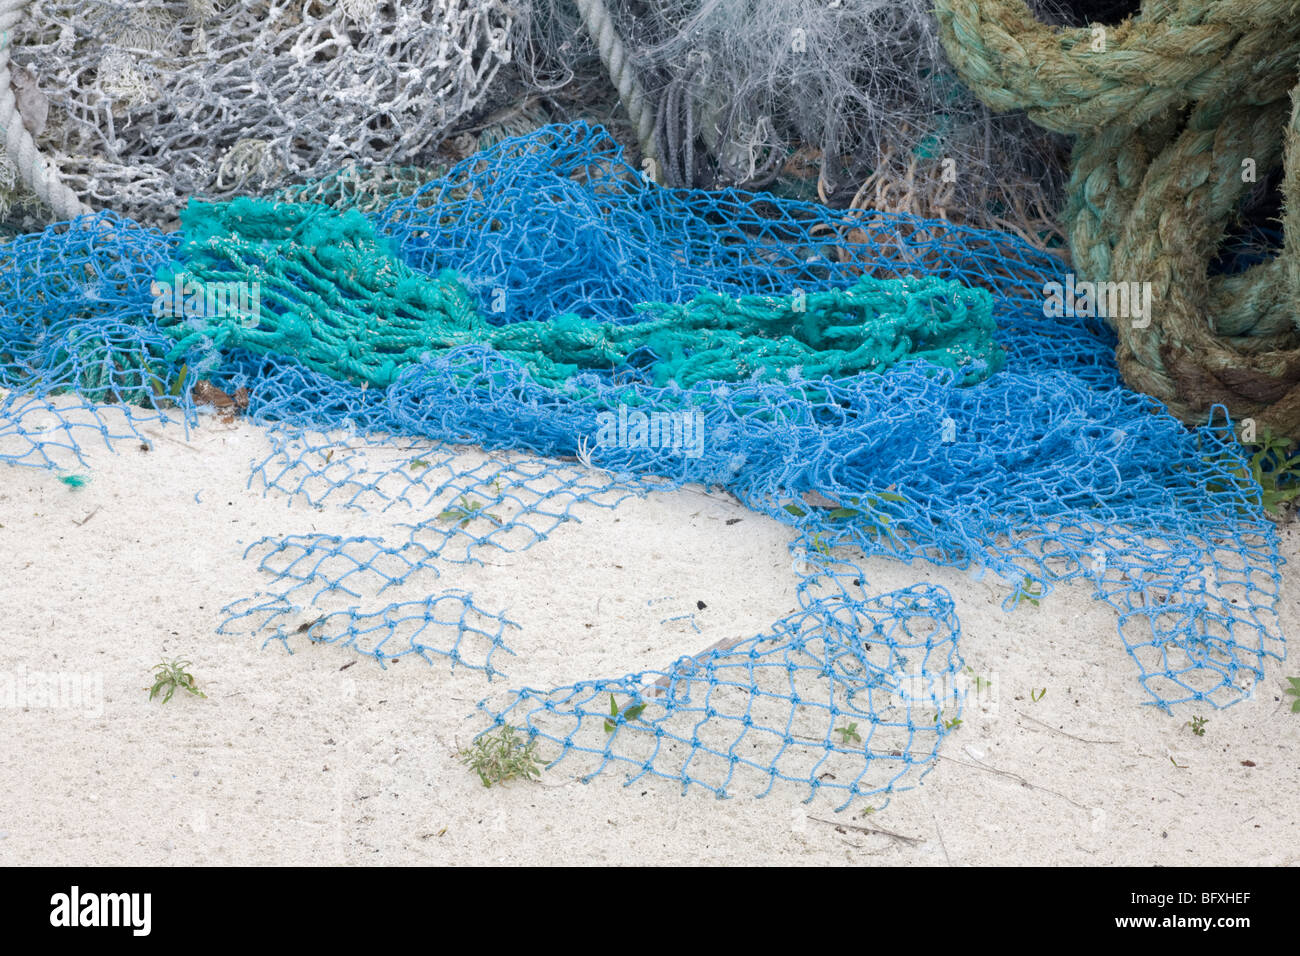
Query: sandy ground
1 399 1297 866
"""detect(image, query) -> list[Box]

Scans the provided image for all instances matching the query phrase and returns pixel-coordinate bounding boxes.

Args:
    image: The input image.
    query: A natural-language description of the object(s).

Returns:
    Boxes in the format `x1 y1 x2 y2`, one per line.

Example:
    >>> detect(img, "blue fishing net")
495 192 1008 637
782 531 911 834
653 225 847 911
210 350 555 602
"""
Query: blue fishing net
0 123 1283 810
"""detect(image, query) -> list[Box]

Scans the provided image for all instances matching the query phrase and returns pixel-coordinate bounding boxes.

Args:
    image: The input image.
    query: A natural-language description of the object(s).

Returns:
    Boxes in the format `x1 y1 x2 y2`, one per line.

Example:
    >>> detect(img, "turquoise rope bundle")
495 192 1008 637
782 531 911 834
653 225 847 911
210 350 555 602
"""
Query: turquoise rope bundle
156 197 1004 389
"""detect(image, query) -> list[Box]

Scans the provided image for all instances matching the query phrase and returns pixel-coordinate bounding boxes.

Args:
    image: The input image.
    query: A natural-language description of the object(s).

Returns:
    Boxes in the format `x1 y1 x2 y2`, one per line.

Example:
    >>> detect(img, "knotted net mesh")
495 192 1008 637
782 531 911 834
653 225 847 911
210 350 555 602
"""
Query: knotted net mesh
0 123 1283 809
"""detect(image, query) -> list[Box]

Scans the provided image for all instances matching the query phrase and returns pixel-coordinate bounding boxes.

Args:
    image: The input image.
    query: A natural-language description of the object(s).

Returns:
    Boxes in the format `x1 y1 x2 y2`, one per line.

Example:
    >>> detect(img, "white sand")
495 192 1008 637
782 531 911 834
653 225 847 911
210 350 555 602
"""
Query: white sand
1 399 1298 865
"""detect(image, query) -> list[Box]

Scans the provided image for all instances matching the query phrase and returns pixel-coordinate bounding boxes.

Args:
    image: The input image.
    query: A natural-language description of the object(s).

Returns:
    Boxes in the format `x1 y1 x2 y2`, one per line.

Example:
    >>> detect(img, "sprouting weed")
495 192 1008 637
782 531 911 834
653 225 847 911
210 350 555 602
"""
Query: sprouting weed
783 488 905 538
809 531 833 556
604 693 647 733
1286 677 1300 713
1201 427 1300 517
1014 575 1043 607
834 722 863 746
148 362 189 405
147 658 207 703
458 725 543 787
438 495 501 528
933 710 962 731
1231 429 1300 515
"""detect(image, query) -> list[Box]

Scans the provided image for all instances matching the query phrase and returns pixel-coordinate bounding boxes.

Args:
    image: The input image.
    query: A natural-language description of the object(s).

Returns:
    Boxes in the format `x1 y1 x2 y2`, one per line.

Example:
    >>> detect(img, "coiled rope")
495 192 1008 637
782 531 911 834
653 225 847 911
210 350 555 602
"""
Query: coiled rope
936 0 1300 435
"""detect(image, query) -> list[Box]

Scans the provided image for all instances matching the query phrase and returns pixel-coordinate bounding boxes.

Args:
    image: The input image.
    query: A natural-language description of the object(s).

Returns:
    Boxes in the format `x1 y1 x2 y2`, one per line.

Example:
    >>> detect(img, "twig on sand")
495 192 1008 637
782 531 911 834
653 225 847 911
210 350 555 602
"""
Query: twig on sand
144 428 199 452
936 753 1088 810
931 810 952 864
72 506 100 527
1016 711 1119 745
651 635 747 696
806 815 924 846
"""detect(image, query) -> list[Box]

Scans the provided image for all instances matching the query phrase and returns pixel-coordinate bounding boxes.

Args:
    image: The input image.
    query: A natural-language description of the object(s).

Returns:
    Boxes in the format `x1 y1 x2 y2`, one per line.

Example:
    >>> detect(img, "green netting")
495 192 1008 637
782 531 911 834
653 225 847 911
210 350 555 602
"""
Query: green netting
155 198 1003 391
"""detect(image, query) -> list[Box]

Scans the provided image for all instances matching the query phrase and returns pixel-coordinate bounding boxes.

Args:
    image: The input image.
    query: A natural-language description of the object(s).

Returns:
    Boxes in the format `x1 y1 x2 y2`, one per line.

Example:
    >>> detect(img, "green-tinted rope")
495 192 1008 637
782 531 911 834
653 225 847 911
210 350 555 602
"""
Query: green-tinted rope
935 0 1300 435
155 198 1003 391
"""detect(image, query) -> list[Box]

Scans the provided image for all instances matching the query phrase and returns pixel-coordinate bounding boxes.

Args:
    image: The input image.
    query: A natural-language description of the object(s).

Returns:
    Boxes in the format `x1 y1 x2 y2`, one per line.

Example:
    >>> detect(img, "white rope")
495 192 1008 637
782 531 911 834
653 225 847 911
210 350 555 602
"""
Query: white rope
573 0 661 182
0 0 90 220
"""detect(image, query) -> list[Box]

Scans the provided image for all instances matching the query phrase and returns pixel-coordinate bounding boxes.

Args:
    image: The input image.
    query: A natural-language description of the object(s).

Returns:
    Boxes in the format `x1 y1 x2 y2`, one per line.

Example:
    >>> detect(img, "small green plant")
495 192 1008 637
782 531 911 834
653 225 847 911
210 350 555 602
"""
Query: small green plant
437 495 501 529
1014 575 1044 607
1242 430 1300 514
807 530 834 557
826 490 907 524
1206 427 1300 515
1030 687 1047 703
834 722 863 746
1186 715 1208 737
458 725 543 788
782 489 905 538
1284 677 1300 713
964 666 991 693
942 716 962 731
148 362 189 405
409 458 431 471
603 694 647 733
147 658 207 703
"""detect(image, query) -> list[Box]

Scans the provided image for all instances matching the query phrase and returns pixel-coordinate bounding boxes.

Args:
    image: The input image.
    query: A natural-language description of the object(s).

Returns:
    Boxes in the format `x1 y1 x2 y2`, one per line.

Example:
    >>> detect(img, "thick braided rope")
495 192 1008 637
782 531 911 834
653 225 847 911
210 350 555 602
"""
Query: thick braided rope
1063 36 1297 273
0 0 88 221
1071 95 1296 343
936 0 1300 433
573 0 661 181
1064 96 1299 349
1286 76 1300 309
156 198 1003 390
1111 99 1299 410
935 0 1300 134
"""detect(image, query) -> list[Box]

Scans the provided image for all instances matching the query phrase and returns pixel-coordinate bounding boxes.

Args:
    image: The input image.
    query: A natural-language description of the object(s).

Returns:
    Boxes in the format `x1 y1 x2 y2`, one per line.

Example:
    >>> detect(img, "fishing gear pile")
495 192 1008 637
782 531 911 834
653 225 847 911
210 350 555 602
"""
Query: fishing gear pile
936 0 1300 435
0 124 1283 807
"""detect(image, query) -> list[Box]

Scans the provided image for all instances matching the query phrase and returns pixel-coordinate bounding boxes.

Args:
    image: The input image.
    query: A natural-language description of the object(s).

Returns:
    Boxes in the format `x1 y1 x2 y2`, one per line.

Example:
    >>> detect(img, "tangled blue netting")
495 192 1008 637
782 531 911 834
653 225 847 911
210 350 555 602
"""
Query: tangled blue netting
0 123 1284 810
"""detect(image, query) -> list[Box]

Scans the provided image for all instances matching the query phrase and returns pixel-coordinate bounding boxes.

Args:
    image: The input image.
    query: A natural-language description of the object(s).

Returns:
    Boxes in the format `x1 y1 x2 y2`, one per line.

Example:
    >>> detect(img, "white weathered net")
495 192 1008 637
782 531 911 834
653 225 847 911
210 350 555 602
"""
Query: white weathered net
2 0 1125 240
2 0 520 228
520 0 1083 239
